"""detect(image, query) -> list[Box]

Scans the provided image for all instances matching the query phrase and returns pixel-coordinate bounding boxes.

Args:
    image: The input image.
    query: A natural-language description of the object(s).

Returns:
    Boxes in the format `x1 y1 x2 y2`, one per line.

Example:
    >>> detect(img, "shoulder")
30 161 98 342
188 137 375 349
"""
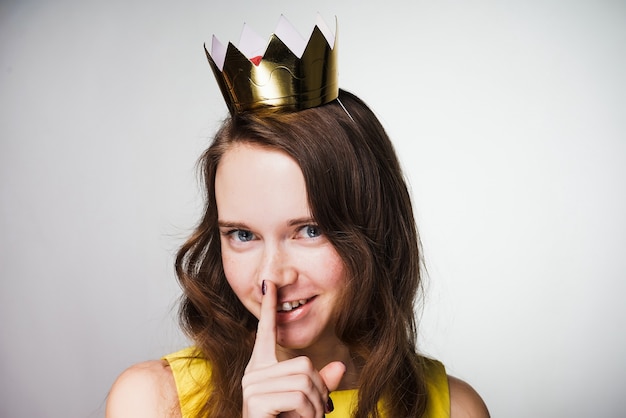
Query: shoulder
448 375 490 418
106 360 181 418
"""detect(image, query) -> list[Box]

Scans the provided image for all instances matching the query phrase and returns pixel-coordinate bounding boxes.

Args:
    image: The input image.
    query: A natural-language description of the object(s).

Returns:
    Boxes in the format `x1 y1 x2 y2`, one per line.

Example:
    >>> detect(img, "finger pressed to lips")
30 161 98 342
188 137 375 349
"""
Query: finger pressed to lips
248 280 278 368
243 280 336 418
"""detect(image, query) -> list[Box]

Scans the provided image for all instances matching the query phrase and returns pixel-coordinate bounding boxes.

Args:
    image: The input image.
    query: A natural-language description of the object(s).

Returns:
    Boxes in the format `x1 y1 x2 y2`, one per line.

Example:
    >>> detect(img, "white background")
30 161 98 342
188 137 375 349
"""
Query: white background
1 1 625 417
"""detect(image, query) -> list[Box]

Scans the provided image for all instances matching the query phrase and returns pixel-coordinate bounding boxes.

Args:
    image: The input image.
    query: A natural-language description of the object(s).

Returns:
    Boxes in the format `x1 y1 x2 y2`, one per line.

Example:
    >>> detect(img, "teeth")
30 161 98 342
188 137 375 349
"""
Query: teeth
278 298 309 312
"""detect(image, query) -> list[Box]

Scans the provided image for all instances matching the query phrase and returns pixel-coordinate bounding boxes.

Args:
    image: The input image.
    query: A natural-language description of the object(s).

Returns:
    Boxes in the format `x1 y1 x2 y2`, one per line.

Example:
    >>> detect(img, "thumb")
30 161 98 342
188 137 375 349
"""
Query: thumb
319 361 346 392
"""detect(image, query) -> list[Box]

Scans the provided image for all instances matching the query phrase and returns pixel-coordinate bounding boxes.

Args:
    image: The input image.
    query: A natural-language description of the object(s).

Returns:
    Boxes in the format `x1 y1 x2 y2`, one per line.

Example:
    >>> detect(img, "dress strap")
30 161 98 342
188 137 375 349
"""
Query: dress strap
163 347 212 418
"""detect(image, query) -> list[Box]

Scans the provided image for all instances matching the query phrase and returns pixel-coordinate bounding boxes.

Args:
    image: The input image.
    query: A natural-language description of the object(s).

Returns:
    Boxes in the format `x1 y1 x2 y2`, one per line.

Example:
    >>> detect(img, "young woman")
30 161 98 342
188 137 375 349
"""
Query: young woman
106 91 489 417
107 17 489 418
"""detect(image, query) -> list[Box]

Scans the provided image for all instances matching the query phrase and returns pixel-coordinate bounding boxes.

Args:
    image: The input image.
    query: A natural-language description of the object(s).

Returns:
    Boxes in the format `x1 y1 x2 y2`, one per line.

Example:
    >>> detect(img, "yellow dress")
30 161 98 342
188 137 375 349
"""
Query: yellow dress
164 347 450 418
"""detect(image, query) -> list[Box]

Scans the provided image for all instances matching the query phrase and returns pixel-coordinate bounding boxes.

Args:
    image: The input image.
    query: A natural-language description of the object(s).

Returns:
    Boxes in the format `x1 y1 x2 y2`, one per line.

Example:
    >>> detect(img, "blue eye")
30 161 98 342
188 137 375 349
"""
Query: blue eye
233 230 255 242
304 225 322 238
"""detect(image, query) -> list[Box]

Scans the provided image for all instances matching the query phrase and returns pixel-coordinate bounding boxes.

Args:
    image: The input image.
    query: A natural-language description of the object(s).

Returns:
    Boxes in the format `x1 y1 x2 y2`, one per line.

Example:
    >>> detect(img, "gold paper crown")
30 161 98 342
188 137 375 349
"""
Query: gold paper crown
205 15 338 115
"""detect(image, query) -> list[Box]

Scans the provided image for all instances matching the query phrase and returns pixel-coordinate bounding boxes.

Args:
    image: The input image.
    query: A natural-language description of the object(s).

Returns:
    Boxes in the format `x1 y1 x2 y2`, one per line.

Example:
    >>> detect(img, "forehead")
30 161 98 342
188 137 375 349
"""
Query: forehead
215 143 311 222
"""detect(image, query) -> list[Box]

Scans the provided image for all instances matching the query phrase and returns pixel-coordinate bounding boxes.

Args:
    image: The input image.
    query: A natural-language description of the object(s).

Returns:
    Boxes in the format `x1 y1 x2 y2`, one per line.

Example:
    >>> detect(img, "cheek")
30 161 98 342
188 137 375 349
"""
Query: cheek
221 252 254 300
312 247 347 288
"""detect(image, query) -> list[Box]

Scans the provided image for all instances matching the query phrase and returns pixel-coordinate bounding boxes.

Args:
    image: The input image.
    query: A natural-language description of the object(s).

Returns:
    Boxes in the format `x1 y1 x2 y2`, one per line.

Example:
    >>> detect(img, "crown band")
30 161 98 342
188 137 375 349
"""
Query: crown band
205 16 338 114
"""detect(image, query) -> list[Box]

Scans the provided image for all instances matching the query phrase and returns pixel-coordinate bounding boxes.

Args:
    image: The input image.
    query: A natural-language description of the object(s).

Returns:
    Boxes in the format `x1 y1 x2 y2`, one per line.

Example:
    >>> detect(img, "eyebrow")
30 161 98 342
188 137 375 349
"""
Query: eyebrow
217 217 315 229
287 217 316 227
217 221 249 229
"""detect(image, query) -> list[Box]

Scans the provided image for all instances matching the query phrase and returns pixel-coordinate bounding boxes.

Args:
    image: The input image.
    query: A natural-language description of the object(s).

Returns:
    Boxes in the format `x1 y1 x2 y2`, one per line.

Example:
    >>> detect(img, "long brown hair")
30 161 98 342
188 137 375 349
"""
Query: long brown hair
176 89 427 417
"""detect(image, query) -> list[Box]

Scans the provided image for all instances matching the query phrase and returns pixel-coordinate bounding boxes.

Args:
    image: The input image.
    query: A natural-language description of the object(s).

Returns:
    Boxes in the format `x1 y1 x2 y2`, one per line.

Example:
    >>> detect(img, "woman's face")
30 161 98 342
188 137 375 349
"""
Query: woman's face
215 143 347 352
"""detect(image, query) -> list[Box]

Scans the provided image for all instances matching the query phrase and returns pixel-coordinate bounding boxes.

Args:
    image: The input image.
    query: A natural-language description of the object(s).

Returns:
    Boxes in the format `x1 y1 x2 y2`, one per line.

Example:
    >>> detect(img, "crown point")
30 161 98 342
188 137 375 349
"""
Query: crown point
238 23 266 61
275 15 306 58
315 14 336 48
210 35 227 70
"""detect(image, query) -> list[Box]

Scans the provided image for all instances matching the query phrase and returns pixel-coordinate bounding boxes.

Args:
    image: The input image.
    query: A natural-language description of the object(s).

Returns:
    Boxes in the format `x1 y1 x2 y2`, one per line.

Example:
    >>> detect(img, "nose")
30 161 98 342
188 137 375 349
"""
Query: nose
257 242 297 289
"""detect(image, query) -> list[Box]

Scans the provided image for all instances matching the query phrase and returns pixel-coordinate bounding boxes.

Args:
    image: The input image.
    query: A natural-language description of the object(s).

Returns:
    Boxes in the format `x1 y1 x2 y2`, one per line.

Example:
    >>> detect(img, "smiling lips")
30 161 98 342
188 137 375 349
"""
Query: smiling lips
277 297 312 312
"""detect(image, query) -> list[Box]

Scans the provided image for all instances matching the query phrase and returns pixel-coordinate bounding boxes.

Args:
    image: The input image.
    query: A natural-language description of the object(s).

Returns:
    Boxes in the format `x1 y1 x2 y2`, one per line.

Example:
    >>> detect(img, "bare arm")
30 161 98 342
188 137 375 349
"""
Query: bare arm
106 360 181 418
449 375 490 418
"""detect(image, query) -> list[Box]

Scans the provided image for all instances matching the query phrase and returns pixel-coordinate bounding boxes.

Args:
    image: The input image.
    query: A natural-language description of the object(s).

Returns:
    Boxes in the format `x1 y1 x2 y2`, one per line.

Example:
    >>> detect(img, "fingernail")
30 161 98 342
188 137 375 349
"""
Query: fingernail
261 280 266 295
325 395 334 413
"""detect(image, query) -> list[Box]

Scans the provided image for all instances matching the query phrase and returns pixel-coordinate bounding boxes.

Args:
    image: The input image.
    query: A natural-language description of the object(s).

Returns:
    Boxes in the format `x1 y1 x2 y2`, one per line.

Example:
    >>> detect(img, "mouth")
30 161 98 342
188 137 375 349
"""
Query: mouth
277 297 314 312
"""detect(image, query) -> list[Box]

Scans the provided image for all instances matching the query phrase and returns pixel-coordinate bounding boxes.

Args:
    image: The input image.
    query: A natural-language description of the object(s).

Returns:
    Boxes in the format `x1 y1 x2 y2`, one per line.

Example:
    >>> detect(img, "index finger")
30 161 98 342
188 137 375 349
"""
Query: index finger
249 280 278 367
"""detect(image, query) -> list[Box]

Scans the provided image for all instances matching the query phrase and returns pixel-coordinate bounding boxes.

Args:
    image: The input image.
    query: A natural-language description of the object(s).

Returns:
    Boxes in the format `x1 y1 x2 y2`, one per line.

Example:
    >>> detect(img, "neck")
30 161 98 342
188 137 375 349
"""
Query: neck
276 340 360 390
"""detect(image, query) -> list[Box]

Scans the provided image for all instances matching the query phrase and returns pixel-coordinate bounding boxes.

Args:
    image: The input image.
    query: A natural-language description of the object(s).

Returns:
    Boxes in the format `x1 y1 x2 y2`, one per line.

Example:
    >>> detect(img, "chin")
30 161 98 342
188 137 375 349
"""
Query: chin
276 325 335 352
276 332 316 350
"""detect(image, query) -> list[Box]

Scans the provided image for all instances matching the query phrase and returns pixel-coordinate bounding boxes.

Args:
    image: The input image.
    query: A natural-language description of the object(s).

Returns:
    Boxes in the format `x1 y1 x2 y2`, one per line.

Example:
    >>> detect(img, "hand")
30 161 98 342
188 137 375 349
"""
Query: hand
242 281 345 418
